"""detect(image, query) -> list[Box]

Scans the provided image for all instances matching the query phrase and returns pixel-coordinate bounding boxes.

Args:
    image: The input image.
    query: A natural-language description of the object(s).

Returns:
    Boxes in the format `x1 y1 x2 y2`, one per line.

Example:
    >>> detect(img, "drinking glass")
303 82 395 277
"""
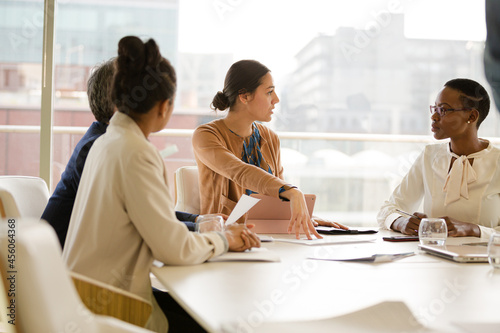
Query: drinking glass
418 218 447 246
488 233 500 268
196 214 224 233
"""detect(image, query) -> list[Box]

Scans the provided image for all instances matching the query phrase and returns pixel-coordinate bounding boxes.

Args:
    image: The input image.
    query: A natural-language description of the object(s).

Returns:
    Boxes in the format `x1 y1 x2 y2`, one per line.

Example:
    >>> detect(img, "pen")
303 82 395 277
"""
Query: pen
395 209 420 220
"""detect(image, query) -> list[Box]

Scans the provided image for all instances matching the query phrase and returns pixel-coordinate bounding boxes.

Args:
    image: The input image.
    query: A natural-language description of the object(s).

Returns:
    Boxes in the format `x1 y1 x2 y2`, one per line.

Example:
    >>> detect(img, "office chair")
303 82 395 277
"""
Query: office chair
174 166 201 214
0 176 49 218
0 219 154 333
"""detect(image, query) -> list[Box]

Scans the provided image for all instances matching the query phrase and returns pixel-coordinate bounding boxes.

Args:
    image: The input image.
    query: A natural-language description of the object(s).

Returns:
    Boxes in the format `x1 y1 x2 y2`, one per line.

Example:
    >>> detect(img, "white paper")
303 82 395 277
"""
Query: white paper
258 235 274 242
225 194 261 225
221 301 443 333
208 247 280 262
274 236 377 246
308 252 415 263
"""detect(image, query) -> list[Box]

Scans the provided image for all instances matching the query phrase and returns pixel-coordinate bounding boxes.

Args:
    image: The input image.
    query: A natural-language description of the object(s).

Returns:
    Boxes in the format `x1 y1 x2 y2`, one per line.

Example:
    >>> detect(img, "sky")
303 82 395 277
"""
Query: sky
178 0 486 81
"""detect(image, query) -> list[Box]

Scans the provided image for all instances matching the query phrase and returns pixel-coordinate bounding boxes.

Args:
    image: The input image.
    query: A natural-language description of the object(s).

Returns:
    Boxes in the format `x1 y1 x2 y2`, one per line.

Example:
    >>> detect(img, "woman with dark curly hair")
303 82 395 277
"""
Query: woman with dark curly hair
63 37 259 333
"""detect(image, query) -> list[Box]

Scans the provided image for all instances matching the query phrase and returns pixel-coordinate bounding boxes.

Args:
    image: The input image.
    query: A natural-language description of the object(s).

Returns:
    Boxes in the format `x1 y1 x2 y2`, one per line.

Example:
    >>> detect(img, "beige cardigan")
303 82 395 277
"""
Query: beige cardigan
192 119 289 217
63 112 227 333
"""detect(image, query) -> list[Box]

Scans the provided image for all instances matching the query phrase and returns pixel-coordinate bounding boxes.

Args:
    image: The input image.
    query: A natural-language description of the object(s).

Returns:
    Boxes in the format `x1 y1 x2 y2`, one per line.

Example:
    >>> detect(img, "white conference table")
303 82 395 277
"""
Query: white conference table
151 230 500 333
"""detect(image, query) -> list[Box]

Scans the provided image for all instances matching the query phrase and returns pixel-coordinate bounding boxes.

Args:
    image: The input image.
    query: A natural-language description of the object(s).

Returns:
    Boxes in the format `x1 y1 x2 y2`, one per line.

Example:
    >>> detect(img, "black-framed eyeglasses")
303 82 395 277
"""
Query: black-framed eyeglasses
429 105 473 117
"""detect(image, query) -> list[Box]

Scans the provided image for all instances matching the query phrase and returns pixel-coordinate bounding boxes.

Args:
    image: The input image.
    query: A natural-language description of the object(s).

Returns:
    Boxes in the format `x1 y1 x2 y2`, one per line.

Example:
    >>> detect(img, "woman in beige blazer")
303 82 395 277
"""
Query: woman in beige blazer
63 37 260 333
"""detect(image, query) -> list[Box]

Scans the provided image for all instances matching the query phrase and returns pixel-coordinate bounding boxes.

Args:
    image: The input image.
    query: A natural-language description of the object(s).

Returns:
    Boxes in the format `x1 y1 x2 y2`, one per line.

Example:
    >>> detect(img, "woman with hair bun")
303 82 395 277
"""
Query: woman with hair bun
193 60 347 240
63 37 260 333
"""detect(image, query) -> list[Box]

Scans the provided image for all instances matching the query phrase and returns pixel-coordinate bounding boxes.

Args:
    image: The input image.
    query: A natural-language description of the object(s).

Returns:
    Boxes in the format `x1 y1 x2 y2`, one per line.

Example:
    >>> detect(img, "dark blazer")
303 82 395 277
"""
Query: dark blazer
42 121 198 248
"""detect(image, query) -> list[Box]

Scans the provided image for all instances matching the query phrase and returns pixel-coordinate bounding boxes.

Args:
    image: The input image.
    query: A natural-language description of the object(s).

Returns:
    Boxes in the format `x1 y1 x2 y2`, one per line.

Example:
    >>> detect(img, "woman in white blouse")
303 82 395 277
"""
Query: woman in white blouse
378 78 500 239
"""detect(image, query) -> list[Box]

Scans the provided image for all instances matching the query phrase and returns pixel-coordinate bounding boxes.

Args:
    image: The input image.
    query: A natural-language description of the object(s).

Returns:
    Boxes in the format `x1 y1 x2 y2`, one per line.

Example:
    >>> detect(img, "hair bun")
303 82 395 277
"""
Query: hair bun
116 36 146 74
144 39 162 68
211 91 230 111
112 36 176 116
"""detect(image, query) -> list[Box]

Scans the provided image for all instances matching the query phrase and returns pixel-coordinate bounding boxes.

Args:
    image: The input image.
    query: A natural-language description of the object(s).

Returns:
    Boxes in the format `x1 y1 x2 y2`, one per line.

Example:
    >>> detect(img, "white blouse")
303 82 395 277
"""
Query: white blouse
377 141 500 239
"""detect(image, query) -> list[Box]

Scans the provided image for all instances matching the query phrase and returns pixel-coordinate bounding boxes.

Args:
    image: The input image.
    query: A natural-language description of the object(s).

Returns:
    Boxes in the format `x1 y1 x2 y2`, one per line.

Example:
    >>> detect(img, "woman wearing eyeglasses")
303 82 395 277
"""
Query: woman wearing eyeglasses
378 78 500 239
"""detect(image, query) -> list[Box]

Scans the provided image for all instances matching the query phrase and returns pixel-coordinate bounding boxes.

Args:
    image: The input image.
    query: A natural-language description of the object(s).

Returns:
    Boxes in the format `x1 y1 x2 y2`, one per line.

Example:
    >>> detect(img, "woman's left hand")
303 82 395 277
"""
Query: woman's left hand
280 188 322 240
441 216 481 237
311 216 349 230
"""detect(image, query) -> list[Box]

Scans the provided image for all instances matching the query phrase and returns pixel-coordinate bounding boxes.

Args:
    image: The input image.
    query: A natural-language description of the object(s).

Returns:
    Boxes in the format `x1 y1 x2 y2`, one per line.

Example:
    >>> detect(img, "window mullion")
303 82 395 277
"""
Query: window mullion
40 0 56 190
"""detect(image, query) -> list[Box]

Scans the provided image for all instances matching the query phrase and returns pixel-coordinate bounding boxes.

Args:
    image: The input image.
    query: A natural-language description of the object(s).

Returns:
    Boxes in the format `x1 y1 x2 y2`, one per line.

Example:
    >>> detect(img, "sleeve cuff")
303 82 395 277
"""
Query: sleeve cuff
183 222 196 232
215 232 229 253
278 184 297 201
198 232 229 260
478 225 492 240
384 213 401 230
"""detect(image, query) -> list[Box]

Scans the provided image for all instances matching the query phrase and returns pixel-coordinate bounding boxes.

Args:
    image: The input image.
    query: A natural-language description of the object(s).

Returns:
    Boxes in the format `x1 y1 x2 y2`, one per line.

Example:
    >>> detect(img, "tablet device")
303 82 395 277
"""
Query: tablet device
247 194 316 233
418 244 489 263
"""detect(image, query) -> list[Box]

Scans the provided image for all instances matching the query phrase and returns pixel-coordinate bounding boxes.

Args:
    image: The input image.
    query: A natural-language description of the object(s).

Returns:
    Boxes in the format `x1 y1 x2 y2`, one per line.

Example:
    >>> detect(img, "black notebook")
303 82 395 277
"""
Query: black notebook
315 226 378 235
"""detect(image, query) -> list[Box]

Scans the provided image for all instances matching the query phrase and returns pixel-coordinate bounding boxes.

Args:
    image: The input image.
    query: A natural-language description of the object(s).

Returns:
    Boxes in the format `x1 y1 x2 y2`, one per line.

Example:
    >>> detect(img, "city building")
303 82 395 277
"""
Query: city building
278 15 487 136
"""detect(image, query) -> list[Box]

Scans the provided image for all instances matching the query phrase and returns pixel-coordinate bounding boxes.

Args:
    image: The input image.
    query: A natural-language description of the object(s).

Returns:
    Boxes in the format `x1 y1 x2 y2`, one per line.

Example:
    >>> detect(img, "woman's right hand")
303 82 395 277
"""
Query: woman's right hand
391 212 427 235
224 223 261 252
280 188 322 240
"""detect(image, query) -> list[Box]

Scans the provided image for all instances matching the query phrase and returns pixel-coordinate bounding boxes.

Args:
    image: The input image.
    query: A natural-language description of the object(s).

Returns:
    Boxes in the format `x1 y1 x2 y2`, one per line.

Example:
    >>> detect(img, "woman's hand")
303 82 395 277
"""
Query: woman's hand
440 216 481 237
280 188 322 240
391 212 427 235
311 216 349 229
224 223 261 252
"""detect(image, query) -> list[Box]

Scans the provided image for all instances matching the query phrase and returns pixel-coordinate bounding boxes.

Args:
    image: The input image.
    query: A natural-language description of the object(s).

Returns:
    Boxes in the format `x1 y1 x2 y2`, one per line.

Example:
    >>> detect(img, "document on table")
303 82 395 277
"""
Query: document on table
225 194 260 225
221 301 444 333
274 236 376 246
258 235 274 242
208 247 280 262
308 252 415 263
453 322 500 333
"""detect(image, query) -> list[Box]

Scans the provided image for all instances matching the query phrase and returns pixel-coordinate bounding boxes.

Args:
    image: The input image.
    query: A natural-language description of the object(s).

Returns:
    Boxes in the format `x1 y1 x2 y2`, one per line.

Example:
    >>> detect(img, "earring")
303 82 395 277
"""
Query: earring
467 121 471 124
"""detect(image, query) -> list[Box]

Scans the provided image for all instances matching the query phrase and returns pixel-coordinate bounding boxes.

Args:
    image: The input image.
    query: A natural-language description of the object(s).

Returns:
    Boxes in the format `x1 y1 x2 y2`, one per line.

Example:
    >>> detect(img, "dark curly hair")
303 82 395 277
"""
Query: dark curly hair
444 78 490 128
111 36 176 115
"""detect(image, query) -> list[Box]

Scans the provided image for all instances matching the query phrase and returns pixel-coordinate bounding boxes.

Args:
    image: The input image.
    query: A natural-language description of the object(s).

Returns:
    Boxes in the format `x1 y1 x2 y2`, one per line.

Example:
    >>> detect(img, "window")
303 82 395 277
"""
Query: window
0 0 494 226
0 0 43 178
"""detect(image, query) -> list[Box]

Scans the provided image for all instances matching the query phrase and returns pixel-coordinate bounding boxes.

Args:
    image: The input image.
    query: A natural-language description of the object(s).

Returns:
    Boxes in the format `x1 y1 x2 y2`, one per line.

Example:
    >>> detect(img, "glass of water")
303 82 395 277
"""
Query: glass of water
196 214 224 233
419 218 447 246
488 233 500 268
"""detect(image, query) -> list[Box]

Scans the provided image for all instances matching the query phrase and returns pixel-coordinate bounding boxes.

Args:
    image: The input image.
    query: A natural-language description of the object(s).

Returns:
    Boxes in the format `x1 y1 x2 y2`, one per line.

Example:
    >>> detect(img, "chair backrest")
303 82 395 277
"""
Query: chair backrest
174 166 200 214
0 190 20 219
0 176 49 219
70 271 152 328
0 219 98 332
0 219 153 333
